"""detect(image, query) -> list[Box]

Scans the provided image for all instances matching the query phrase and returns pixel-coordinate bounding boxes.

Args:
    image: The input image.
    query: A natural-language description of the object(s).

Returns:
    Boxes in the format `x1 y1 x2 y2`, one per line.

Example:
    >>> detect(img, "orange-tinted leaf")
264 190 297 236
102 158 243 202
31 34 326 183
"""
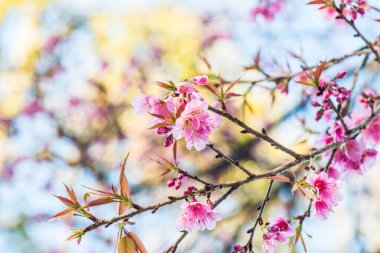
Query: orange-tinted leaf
315 61 327 81
308 0 325 4
48 208 73 221
173 141 177 164
225 76 241 94
225 92 242 99
204 83 219 96
86 197 114 207
64 183 77 203
160 168 171 176
129 232 148 253
82 186 114 197
148 112 166 120
266 175 291 183
147 122 169 130
118 236 137 253
54 195 75 207
119 153 131 215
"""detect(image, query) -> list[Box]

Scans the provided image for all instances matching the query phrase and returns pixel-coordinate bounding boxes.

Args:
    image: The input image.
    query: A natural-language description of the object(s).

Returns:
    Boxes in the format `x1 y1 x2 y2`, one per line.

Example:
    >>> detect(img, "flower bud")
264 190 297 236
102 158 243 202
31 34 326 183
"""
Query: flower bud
164 135 174 147
157 127 169 135
167 178 175 188
334 72 347 79
177 173 184 180
187 186 196 191
323 89 331 100
174 181 182 190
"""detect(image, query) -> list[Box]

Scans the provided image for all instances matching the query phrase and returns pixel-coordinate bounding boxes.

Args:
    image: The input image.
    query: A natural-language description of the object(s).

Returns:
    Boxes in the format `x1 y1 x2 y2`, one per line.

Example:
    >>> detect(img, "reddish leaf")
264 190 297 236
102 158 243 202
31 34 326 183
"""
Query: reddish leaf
119 153 131 215
64 183 77 203
148 112 166 120
225 92 242 99
173 141 178 164
86 197 113 207
147 122 170 130
118 236 137 253
225 76 241 94
266 175 291 183
160 168 171 176
53 195 75 207
204 83 219 96
48 208 73 221
129 232 148 253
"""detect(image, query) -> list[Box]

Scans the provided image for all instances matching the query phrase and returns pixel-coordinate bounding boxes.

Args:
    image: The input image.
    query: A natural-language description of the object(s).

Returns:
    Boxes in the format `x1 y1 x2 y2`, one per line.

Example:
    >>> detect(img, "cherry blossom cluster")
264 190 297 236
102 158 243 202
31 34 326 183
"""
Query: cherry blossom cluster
262 218 295 253
311 72 350 121
132 75 220 151
167 173 185 190
345 0 368 20
250 0 284 22
176 198 222 232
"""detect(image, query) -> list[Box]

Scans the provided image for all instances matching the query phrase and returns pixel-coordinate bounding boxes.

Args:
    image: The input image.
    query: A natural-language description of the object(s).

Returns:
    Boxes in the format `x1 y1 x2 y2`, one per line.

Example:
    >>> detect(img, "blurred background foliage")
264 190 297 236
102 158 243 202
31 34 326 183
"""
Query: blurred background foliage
1 0 380 252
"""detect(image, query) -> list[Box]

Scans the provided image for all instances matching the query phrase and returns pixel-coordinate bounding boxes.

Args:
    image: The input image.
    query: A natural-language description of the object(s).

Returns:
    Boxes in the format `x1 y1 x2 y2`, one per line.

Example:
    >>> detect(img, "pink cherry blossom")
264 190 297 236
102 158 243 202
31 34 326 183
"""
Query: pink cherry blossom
190 75 208 86
348 90 380 146
331 122 345 142
262 217 294 253
333 139 377 174
176 81 196 95
308 172 342 220
262 234 276 253
267 217 295 242
250 0 284 22
176 199 222 232
173 98 220 151
131 94 154 114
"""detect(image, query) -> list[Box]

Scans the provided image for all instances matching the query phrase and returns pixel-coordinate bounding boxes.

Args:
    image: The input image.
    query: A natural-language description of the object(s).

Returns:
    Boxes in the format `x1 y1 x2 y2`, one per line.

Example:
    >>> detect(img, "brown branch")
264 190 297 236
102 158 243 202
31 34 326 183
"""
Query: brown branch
334 4 380 63
78 105 380 245
207 143 254 176
164 186 239 253
244 180 274 252
208 106 302 159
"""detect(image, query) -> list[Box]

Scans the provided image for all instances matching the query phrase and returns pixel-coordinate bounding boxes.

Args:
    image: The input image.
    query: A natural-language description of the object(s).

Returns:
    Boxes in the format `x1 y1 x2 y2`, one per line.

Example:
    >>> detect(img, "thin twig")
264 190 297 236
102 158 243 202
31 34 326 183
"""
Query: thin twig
244 180 274 252
334 4 380 63
208 106 302 159
207 143 254 176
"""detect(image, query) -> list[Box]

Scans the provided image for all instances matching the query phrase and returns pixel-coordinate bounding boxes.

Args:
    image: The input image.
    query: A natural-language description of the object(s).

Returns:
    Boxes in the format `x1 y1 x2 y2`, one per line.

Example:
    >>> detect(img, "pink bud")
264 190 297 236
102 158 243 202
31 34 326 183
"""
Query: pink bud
164 135 174 147
322 101 331 110
340 87 349 94
334 72 347 79
311 101 321 107
207 199 213 208
323 89 331 100
350 10 357 20
315 109 324 121
174 181 182 190
167 178 175 188
183 190 189 195
234 245 242 251
357 8 365 16
157 127 169 135
187 186 196 191
177 173 184 180
331 90 340 97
